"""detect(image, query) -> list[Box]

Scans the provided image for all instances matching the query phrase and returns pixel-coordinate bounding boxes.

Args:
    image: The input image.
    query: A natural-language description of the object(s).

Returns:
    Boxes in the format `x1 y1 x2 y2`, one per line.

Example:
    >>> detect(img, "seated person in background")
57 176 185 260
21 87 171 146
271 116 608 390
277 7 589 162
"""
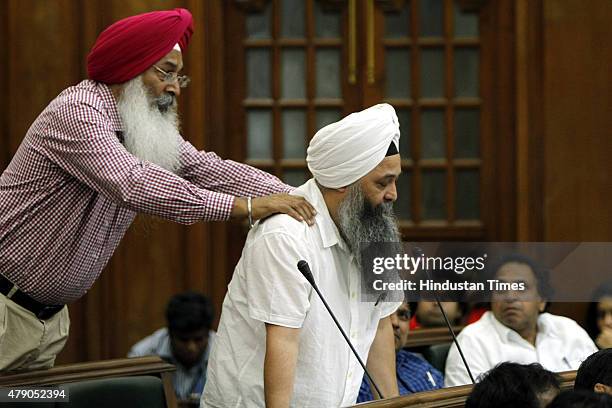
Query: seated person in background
445 254 598 386
128 291 214 400
585 281 612 349
549 390 612 408
575 348 612 396
357 302 443 402
466 362 561 408
409 301 464 329
202 104 403 408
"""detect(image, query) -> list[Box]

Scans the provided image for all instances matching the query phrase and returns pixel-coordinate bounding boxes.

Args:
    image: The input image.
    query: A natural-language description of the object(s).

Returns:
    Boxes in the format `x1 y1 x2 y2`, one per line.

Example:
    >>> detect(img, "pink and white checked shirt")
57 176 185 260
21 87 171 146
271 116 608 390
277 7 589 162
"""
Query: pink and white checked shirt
0 80 291 305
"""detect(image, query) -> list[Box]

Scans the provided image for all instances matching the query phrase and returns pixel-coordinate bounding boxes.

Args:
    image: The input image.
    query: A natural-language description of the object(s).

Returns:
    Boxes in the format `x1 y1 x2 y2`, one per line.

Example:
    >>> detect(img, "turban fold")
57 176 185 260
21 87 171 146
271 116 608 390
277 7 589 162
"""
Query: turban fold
306 103 400 188
87 8 193 84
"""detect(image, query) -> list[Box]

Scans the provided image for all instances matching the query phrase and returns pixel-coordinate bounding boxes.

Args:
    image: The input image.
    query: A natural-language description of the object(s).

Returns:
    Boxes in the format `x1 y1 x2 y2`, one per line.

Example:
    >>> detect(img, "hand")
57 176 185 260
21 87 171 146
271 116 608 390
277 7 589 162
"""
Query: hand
252 194 317 225
596 328 612 349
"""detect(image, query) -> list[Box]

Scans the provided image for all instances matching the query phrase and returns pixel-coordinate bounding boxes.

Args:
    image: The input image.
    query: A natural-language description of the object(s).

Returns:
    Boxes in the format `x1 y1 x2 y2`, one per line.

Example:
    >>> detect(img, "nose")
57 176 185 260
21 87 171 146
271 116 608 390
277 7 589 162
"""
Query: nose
390 313 400 329
166 81 180 97
384 181 398 202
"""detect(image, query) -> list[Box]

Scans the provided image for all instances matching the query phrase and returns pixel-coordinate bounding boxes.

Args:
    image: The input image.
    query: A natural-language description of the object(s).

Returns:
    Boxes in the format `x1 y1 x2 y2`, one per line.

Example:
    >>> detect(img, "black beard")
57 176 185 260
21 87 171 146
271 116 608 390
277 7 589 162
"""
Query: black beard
155 93 175 113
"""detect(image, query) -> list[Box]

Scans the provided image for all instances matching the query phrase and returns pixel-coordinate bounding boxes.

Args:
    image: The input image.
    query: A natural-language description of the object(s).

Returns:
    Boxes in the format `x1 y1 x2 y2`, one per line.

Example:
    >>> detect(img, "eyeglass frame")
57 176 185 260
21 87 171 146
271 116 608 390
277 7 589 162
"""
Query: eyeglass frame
152 65 191 88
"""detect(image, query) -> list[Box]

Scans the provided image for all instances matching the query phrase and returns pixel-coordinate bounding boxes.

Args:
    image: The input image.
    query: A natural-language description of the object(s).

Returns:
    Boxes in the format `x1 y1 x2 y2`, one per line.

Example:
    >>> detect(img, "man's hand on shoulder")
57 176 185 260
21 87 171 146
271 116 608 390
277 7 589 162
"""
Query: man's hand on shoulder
231 194 316 225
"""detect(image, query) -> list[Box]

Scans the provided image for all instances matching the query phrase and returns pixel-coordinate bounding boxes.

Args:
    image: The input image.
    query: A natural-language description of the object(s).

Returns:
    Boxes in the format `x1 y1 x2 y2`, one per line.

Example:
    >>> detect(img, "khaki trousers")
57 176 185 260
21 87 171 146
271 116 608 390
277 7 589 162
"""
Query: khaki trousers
0 293 70 372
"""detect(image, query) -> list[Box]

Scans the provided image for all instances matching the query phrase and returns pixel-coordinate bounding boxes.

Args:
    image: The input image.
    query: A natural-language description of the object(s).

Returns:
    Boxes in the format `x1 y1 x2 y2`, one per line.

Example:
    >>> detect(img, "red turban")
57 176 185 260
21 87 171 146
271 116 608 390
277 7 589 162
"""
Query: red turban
87 8 193 84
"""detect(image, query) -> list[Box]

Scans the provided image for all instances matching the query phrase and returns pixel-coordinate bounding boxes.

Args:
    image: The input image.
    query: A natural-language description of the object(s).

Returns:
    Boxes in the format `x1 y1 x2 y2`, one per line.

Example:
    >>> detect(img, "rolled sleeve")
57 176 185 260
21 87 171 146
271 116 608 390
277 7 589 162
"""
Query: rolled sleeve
179 141 294 196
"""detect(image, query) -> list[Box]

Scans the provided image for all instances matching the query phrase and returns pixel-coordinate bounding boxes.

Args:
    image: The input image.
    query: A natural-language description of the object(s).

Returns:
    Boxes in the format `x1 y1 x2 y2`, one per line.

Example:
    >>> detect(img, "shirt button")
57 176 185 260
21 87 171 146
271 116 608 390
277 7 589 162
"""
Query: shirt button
351 292 356 299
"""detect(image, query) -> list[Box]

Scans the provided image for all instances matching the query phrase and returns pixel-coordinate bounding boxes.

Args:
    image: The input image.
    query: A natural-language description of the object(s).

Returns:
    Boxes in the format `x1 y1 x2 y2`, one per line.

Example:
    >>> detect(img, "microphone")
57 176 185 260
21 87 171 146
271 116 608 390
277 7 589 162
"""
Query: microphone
412 247 475 384
296 260 386 399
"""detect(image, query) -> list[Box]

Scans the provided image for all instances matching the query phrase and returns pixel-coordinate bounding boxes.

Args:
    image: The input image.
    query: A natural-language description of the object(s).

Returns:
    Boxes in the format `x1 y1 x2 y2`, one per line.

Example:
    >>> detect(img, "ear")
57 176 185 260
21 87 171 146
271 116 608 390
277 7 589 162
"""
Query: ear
594 383 612 395
538 301 546 312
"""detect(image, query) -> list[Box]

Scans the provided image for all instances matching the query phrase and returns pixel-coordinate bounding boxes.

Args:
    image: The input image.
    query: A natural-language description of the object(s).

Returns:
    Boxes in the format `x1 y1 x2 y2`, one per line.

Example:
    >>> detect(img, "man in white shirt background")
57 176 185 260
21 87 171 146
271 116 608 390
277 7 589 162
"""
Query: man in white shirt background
445 254 598 386
202 104 403 408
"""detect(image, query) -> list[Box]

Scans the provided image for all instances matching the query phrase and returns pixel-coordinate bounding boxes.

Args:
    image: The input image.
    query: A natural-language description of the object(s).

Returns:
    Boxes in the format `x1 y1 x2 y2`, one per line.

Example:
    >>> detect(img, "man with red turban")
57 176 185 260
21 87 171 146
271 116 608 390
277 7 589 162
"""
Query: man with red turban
0 8 315 372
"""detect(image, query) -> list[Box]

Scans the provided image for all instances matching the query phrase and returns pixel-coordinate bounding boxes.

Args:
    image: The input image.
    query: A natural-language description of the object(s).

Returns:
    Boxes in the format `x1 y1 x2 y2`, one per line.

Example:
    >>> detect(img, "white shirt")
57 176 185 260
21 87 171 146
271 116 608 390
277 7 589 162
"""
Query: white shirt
202 179 400 408
444 311 598 387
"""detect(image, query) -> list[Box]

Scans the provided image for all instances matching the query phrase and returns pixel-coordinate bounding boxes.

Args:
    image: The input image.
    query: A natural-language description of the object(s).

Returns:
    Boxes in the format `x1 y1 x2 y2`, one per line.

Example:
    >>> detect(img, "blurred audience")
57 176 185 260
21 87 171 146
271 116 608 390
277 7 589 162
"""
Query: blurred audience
575 348 612 396
585 281 612 349
409 301 464 329
128 291 215 401
549 390 612 408
465 362 560 408
445 254 597 386
357 302 443 402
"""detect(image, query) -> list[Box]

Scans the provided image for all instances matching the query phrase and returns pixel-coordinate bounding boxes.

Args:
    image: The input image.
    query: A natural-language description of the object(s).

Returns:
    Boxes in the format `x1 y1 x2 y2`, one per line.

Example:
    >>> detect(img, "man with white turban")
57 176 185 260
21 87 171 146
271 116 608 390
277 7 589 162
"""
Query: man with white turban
202 103 403 407
0 8 315 372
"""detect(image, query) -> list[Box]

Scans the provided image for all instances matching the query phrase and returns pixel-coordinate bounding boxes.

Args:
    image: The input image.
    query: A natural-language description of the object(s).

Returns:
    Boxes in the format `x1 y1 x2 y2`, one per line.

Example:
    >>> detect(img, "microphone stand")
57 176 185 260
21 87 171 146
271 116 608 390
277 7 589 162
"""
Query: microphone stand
412 247 475 384
297 261 386 399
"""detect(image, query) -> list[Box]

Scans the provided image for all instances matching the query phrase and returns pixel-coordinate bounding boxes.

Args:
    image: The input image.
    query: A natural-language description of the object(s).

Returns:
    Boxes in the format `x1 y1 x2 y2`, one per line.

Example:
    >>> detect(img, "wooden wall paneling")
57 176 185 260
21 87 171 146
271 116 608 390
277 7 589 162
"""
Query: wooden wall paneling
479 0 516 241
362 1 385 105
7 0 81 153
515 0 544 242
543 0 612 241
341 0 362 115
0 1 9 169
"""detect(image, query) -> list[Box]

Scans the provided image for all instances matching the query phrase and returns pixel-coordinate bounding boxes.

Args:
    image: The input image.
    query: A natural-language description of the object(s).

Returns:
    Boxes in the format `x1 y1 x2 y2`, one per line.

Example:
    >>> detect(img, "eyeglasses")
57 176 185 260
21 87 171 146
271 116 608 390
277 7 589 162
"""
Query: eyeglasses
152 65 191 88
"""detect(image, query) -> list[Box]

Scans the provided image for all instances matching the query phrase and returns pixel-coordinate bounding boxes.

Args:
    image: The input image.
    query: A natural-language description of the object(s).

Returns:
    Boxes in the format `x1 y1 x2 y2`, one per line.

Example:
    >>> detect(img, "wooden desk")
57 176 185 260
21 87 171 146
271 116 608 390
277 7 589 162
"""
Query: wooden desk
404 326 465 348
352 370 576 408
0 356 177 408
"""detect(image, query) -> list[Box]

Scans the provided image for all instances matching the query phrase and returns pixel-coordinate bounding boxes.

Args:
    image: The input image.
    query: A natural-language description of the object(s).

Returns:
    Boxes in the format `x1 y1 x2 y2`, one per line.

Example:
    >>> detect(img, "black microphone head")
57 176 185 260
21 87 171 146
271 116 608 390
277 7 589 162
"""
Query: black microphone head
297 260 315 286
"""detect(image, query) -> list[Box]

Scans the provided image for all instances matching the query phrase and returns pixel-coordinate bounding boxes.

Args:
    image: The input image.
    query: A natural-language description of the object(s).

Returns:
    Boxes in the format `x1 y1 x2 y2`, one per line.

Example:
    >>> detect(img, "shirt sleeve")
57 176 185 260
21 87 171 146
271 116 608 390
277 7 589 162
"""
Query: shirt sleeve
565 320 599 368
444 332 489 387
41 100 235 224
243 231 312 328
379 300 402 319
179 141 294 196
127 332 160 357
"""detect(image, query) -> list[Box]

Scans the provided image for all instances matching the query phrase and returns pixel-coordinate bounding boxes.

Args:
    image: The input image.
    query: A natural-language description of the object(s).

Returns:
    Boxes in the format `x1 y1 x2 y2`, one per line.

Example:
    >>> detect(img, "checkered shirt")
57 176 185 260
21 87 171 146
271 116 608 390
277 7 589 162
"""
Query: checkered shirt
0 80 291 305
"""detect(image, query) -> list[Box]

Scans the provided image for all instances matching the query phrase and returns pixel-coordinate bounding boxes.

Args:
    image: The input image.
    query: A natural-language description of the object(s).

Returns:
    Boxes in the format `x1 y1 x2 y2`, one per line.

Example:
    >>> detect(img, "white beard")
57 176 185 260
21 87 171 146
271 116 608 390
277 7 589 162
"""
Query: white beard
116 76 181 173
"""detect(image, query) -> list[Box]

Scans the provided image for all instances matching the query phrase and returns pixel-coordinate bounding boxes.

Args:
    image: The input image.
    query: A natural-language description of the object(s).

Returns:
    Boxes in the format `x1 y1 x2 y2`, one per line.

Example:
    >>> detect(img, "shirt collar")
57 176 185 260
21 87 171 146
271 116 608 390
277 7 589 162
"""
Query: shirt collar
297 179 350 252
93 80 124 132
486 311 515 342
487 311 557 343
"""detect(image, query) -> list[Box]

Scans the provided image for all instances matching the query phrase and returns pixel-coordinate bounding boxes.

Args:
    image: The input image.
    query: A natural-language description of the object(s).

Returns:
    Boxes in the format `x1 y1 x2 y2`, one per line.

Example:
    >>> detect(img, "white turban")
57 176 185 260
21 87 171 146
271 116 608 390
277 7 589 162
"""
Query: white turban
306 103 400 188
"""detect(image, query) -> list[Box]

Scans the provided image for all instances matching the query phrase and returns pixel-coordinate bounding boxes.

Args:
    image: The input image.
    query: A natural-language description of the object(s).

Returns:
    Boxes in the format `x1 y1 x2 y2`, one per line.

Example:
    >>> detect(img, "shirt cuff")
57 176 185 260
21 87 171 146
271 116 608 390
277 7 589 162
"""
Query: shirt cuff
205 191 235 221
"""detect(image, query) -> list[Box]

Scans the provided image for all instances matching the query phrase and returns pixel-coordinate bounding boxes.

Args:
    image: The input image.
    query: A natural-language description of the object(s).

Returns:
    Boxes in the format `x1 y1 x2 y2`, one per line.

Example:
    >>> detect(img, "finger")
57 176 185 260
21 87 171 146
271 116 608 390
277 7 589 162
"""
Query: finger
290 197 317 220
284 207 304 223
292 205 314 225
